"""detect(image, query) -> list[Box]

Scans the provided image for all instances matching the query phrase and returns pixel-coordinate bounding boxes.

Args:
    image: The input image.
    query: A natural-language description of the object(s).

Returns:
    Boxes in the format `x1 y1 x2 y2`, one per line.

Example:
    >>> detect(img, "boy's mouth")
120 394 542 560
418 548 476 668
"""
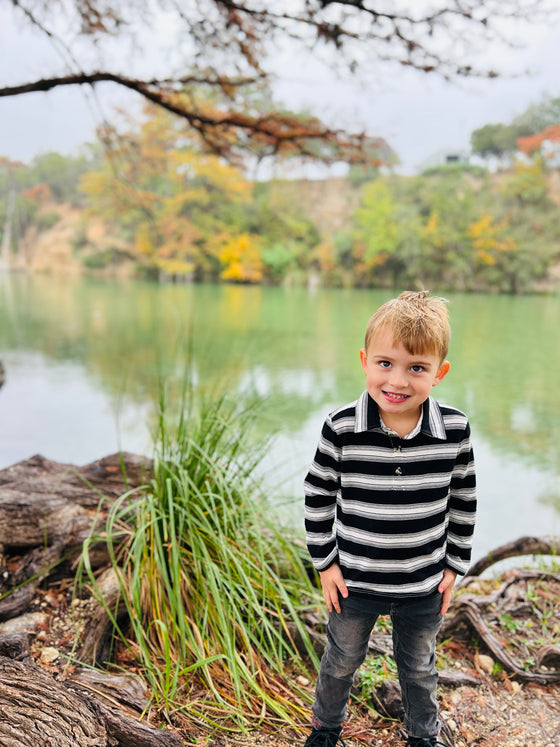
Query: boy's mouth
382 390 410 402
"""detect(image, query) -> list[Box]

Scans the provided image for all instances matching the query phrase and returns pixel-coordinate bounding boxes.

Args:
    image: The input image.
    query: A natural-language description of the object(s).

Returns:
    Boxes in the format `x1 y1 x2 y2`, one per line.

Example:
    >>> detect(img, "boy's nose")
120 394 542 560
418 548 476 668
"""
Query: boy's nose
389 368 408 388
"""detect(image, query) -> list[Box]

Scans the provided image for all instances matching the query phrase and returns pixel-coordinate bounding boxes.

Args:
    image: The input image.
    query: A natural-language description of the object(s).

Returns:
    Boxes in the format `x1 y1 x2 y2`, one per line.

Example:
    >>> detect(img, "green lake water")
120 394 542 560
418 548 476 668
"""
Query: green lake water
1 274 559 565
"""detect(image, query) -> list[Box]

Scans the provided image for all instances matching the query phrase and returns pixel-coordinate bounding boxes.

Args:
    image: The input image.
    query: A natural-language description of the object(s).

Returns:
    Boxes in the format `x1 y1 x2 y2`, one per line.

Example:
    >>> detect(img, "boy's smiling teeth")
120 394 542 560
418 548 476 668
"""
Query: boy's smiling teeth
383 391 410 401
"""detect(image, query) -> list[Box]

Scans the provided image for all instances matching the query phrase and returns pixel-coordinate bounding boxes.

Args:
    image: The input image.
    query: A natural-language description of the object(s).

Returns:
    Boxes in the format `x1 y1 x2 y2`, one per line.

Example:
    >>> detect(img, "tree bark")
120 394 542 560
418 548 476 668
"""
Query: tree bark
0 656 107 746
0 657 183 746
0 453 150 621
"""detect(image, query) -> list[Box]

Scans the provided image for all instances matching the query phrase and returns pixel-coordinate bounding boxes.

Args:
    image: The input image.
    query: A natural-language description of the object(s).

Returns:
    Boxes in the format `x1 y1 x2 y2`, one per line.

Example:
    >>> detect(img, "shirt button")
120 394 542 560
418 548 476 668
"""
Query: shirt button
395 466 403 476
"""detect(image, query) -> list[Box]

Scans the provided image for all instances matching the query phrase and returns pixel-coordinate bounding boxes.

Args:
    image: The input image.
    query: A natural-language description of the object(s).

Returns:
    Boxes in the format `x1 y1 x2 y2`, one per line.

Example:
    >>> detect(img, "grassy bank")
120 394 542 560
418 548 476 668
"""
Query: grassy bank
80 385 322 732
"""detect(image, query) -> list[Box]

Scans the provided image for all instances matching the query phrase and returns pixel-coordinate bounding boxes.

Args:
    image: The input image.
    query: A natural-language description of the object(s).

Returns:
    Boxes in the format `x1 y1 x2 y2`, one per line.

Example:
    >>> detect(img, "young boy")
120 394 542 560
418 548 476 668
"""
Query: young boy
304 291 476 747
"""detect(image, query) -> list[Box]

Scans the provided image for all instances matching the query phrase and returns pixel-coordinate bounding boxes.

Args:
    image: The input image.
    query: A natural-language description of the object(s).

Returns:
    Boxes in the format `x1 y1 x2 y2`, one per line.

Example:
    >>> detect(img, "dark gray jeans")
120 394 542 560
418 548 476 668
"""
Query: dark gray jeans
312 591 443 739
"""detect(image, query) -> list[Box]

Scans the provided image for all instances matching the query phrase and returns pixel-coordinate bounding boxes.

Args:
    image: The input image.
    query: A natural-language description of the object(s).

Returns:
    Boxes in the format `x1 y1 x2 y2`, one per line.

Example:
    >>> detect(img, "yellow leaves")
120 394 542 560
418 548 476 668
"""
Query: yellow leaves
314 240 338 274
354 181 400 266
79 171 108 199
219 234 263 283
154 257 195 277
420 211 445 248
178 151 252 205
78 103 256 278
134 223 155 257
425 212 439 235
468 215 516 265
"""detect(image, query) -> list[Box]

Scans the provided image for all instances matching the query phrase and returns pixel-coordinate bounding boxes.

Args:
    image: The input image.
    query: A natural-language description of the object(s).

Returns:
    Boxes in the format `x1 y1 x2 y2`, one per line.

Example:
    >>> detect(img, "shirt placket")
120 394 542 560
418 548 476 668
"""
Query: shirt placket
392 440 405 488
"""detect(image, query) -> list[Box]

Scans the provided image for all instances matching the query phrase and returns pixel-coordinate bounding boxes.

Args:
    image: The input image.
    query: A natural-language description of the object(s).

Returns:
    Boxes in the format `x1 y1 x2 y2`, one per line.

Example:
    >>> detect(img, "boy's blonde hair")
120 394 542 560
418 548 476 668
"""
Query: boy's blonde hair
364 291 450 362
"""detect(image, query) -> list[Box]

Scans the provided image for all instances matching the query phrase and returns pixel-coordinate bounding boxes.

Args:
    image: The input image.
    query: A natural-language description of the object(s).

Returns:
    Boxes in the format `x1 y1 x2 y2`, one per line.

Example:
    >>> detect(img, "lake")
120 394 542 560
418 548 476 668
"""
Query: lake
1 274 559 567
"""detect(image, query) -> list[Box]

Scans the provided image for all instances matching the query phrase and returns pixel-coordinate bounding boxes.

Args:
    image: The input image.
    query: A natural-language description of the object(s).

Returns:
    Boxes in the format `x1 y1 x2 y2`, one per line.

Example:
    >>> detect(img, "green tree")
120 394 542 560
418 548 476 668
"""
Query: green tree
25 152 98 205
397 170 482 290
352 179 422 287
471 95 560 160
500 158 550 206
470 123 521 158
511 95 560 135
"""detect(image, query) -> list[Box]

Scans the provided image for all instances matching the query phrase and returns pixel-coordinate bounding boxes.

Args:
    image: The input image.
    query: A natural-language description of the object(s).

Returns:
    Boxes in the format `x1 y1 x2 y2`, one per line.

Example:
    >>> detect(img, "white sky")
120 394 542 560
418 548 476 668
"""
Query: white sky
1 3 560 174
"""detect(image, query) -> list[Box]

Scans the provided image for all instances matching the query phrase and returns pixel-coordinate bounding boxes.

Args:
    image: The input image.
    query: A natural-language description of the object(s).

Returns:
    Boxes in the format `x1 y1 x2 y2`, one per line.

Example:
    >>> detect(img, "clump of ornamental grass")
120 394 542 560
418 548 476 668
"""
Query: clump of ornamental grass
79 385 320 732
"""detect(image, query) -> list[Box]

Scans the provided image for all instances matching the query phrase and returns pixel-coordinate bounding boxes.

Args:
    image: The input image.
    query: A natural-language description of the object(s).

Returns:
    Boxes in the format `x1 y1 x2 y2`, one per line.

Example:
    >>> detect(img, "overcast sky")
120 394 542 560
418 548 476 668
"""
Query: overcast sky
1 4 560 175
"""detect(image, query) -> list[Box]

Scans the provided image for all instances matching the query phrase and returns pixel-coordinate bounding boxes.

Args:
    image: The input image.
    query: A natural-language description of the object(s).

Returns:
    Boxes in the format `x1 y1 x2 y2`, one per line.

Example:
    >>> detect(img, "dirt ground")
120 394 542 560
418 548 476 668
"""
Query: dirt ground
10 571 559 747
4 587 560 747
195 676 560 747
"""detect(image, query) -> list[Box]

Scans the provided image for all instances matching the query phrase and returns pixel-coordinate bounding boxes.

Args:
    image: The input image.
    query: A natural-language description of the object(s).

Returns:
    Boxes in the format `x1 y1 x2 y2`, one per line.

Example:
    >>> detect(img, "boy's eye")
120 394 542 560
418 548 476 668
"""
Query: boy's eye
379 360 392 368
410 365 425 373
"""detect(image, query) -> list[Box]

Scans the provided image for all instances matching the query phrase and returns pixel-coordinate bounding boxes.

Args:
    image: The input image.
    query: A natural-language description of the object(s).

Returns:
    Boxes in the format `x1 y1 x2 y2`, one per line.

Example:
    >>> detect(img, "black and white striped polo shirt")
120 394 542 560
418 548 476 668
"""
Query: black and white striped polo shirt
304 391 477 598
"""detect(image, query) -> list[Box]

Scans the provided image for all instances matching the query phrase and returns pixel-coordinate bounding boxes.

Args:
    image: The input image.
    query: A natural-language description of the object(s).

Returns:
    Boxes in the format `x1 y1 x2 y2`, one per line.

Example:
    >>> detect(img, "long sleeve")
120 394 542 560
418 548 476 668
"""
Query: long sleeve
304 416 341 571
445 422 477 575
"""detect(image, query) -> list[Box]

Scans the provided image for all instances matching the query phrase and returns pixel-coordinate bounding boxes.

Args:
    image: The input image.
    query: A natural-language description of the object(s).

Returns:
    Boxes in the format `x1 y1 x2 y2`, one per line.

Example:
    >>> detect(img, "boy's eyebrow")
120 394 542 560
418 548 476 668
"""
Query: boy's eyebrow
371 351 436 366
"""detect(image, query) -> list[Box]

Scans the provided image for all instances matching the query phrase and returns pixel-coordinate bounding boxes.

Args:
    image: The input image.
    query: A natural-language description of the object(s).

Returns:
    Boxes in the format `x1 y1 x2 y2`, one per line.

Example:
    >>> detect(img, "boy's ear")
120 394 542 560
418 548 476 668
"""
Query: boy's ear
360 348 367 372
433 360 450 386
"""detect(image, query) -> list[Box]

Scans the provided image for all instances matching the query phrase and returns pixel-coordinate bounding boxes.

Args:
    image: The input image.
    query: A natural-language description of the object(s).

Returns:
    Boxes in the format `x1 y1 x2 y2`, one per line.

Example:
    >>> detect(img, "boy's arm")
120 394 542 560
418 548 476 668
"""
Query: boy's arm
446 421 477 576
304 416 342 577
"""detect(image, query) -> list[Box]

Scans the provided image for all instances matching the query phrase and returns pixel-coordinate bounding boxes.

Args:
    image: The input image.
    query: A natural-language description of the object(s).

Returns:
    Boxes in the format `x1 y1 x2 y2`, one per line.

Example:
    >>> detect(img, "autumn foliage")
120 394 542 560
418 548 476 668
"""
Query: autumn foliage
3 107 560 293
516 124 560 157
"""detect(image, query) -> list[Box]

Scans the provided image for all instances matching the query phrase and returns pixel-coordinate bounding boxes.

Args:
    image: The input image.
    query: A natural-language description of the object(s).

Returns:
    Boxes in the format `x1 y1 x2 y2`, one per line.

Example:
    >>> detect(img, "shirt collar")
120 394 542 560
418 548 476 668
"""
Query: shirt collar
355 391 447 440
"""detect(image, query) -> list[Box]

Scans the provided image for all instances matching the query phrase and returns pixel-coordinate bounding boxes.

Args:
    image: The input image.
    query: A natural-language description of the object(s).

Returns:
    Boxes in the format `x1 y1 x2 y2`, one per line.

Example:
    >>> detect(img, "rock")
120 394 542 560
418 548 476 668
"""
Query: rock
0 611 48 634
39 646 60 664
475 653 495 674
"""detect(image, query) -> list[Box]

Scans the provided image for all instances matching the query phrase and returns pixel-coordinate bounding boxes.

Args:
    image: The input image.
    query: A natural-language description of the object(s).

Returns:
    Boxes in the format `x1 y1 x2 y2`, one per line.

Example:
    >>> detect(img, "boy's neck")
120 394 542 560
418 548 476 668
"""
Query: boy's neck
380 407 423 439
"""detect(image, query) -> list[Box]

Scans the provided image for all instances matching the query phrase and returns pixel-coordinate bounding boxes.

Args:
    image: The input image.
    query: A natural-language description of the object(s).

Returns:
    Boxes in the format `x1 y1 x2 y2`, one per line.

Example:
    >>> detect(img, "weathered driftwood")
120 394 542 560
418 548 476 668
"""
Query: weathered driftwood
442 538 560 685
77 567 127 666
69 667 151 713
368 679 404 720
442 595 559 683
0 656 183 747
0 656 106 746
0 541 66 620
0 631 32 659
0 453 150 621
466 534 560 578
536 644 560 669
0 454 185 747
0 452 149 550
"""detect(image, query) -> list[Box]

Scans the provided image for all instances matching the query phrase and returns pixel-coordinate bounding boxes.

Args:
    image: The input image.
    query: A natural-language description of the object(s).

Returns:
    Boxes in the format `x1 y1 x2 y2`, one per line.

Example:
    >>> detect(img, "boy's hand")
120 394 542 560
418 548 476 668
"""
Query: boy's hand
319 563 349 613
438 568 457 615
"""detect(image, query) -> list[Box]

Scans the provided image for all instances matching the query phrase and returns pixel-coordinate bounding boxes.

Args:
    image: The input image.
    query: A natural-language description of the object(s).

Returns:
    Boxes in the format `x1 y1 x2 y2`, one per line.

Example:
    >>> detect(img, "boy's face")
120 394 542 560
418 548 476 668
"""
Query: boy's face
360 325 449 434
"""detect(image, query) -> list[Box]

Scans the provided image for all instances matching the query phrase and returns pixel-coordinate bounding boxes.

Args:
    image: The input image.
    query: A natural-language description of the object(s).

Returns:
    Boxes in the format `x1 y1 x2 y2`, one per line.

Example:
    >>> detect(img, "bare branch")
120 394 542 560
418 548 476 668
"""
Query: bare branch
4 0 558 163
0 71 387 165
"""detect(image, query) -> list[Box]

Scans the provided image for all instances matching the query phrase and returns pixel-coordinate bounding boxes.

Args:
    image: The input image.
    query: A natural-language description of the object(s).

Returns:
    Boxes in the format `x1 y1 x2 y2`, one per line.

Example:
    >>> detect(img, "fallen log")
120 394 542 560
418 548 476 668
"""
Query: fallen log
0 656 183 747
536 644 560 669
0 453 150 622
77 566 126 666
0 541 66 620
0 453 149 551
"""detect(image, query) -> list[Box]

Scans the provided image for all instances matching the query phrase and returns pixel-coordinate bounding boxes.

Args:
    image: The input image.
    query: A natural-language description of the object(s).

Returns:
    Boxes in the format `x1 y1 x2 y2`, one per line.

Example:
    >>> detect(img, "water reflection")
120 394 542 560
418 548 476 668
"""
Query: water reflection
0 274 559 559
0 351 151 467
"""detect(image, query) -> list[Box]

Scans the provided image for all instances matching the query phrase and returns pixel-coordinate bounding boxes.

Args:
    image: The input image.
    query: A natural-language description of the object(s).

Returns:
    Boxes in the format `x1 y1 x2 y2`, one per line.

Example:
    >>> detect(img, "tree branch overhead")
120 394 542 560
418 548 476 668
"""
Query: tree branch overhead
3 1 558 163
